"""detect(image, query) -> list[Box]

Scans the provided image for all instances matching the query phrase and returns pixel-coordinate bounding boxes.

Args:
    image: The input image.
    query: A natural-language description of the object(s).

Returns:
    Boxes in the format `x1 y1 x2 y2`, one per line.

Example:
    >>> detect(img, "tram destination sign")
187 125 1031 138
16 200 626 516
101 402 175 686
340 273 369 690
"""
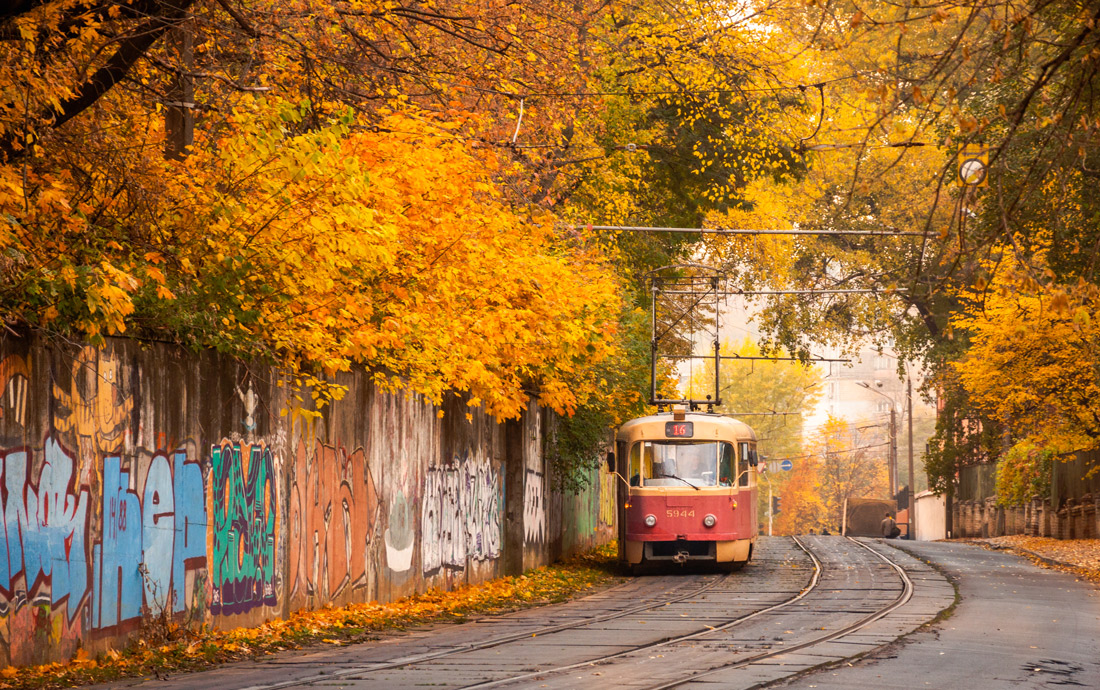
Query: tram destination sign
665 421 694 438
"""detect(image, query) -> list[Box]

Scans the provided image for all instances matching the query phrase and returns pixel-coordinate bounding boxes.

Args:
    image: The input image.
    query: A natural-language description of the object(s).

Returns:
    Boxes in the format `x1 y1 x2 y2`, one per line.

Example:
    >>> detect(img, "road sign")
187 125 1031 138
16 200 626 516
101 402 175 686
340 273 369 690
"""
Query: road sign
958 144 988 187
780 459 793 471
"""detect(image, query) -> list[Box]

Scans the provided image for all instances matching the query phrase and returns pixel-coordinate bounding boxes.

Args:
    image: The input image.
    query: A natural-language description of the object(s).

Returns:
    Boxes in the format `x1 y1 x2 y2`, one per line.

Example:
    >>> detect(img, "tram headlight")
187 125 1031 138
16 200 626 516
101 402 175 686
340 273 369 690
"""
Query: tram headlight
703 514 717 528
644 514 657 527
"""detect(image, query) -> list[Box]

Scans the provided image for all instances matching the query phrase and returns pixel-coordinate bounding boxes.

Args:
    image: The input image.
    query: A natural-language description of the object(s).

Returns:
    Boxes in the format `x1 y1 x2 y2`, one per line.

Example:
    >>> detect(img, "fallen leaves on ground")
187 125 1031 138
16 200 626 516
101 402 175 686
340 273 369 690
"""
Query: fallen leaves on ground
967 535 1100 581
0 544 621 690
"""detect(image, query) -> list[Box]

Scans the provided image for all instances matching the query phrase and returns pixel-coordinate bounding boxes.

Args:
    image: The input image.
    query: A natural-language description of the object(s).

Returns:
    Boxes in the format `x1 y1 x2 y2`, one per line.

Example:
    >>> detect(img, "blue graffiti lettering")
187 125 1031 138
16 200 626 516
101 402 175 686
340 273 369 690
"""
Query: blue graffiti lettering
0 438 90 621
91 450 207 629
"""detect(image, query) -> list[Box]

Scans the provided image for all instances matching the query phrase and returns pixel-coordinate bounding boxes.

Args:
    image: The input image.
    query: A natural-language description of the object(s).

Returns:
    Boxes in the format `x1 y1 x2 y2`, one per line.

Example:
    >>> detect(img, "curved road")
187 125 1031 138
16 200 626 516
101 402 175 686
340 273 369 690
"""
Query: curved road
775 540 1100 689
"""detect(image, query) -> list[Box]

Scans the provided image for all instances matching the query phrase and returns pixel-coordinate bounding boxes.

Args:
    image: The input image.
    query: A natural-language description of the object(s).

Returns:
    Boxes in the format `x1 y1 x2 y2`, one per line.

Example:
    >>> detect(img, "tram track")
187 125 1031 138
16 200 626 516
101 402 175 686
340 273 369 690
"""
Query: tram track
638 536 916 690
457 535 824 690
238 568 735 690
239 535 914 690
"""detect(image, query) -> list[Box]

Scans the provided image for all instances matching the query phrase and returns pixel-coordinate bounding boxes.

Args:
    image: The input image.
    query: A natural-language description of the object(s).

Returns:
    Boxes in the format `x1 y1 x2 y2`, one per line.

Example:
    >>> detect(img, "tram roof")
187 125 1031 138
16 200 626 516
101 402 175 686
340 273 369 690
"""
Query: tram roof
617 412 757 442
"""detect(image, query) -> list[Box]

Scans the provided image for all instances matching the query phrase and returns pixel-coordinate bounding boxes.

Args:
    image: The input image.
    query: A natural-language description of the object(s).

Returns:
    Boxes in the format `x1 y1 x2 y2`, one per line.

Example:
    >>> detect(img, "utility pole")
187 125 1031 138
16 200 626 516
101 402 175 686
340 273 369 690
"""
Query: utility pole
907 375 915 538
165 20 194 159
889 404 897 503
859 381 898 504
768 481 773 537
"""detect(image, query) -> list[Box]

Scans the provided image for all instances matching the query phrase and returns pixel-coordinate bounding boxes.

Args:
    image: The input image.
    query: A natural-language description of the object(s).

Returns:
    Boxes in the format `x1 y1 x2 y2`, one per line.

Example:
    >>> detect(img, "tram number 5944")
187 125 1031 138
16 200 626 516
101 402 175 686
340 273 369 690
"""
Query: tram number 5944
666 509 695 518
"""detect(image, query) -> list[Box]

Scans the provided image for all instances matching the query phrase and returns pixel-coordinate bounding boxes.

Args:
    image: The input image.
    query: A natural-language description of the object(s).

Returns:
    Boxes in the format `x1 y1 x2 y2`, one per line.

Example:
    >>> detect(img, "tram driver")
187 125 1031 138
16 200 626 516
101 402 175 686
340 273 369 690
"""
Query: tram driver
629 441 724 487
675 443 718 486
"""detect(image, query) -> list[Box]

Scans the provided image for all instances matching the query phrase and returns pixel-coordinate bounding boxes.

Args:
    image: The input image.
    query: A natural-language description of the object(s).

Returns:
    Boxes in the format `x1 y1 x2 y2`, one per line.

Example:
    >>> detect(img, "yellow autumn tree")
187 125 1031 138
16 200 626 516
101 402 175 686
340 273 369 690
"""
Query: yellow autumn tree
0 2 640 421
802 416 890 532
771 452 829 536
952 246 1100 458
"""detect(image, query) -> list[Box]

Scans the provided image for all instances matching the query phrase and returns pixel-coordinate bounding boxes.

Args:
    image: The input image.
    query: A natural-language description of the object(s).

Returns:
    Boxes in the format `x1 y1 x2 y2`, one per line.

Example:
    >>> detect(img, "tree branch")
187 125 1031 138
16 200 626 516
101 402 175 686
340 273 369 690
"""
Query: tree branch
1 0 195 161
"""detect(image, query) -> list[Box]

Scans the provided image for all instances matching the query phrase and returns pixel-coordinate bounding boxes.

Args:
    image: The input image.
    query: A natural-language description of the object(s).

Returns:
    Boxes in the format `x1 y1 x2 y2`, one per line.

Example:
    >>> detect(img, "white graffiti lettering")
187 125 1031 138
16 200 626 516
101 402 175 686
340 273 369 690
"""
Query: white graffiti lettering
523 469 546 544
421 451 501 574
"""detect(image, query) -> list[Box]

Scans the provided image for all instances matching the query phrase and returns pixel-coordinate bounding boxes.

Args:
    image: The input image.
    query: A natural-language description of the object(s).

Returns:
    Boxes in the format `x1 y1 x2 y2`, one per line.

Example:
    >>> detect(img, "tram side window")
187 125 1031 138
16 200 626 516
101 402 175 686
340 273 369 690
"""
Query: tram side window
738 442 752 486
629 442 642 486
718 443 734 486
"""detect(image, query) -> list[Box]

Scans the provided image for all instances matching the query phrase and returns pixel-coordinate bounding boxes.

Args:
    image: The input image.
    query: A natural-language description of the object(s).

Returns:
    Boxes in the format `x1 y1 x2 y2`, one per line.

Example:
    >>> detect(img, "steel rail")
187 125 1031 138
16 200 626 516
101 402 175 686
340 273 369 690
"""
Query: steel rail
236 572 733 690
640 536 916 690
457 536 824 690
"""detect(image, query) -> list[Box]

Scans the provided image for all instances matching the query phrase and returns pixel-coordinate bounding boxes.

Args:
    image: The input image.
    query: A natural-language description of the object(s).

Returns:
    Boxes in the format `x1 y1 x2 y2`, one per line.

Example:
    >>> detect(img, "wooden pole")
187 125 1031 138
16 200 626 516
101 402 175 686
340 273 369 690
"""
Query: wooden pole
165 21 194 160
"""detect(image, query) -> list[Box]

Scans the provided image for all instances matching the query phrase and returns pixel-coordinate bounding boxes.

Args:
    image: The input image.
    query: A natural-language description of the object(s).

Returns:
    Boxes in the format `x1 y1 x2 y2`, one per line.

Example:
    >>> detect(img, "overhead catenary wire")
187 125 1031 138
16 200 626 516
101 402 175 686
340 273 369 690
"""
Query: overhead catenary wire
351 122 926 157
724 411 802 416
663 353 852 363
468 76 857 100
758 441 893 464
787 421 906 448
564 224 926 237
660 289 906 296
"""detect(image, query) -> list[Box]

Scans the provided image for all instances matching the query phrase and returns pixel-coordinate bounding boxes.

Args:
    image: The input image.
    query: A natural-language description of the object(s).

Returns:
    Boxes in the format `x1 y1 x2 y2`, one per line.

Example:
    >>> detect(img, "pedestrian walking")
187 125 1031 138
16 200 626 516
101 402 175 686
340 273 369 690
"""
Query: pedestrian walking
881 512 900 539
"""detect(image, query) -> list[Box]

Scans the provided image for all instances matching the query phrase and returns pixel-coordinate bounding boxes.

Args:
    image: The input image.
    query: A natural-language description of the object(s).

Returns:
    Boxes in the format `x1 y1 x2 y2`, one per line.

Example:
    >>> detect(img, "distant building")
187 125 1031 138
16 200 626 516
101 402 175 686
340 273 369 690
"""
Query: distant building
806 344 937 495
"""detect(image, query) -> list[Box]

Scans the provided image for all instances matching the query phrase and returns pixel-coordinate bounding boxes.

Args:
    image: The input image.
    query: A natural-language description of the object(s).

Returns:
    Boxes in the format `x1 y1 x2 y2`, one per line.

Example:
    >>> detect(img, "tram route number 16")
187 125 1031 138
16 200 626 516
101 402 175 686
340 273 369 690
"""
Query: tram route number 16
666 509 696 518
665 421 694 438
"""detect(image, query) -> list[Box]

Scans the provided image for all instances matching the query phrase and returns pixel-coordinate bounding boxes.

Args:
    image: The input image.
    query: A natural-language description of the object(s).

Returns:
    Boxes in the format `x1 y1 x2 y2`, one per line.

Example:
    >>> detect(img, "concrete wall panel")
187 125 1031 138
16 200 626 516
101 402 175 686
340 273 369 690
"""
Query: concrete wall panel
0 333 613 666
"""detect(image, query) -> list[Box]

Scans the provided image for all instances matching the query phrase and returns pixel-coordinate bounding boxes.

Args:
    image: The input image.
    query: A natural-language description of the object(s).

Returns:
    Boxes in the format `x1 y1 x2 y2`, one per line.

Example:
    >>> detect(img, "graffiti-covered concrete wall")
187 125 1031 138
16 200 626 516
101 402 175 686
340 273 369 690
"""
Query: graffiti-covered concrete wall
0 333 615 666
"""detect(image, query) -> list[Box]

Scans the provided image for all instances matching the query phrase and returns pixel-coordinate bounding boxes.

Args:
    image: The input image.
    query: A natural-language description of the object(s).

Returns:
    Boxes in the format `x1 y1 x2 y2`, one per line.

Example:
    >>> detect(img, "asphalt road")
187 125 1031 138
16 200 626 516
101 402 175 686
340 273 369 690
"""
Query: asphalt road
778 540 1100 689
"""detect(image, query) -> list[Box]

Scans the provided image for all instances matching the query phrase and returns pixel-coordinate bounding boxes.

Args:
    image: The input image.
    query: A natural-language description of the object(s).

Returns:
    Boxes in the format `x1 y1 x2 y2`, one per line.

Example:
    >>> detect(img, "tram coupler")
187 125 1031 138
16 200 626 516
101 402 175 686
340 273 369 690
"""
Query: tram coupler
673 550 690 564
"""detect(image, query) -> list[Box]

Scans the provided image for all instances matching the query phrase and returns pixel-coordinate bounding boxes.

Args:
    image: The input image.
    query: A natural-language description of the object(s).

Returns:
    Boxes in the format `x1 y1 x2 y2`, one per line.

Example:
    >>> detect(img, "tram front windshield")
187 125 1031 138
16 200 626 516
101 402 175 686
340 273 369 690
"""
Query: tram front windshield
629 441 735 488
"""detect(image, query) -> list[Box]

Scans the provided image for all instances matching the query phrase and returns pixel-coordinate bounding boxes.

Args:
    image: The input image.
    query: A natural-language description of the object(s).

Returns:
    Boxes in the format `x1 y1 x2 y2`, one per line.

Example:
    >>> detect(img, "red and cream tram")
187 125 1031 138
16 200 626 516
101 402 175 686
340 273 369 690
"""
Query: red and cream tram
612 407 760 572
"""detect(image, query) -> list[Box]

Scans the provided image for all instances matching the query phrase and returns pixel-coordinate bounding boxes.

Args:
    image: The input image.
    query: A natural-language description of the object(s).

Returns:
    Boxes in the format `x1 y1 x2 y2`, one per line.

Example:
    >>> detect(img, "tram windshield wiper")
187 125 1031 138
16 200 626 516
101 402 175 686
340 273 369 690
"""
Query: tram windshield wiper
655 473 700 490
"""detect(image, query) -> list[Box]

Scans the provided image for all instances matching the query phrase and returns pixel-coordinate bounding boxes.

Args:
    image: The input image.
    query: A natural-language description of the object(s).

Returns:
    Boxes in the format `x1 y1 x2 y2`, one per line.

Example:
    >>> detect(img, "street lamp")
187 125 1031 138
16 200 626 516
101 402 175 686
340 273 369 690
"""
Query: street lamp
857 381 897 506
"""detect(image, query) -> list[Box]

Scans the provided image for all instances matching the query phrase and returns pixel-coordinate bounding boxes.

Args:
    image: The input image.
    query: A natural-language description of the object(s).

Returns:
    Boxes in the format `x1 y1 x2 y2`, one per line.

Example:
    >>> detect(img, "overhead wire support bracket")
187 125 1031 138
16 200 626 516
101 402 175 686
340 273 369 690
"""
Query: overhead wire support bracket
647 264 723 409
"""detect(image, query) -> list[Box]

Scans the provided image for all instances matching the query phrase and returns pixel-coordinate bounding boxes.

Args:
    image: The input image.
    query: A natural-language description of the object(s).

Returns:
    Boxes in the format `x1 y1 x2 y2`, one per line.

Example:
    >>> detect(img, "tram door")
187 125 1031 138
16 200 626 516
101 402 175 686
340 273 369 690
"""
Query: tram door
615 439 628 562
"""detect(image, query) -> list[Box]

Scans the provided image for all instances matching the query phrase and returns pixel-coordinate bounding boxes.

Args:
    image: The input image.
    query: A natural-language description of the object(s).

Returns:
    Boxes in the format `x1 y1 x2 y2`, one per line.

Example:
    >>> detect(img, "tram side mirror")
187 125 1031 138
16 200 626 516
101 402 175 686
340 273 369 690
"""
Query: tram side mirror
606 450 616 473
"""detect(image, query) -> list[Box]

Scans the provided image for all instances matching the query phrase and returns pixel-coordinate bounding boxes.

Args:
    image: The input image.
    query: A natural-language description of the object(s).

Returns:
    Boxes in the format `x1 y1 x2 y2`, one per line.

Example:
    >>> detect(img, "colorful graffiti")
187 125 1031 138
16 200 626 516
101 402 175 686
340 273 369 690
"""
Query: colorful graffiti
0 436 207 660
51 345 134 510
0 340 621 668
0 438 89 621
0 355 29 427
523 469 546 544
91 449 206 630
572 484 598 537
210 441 277 616
52 346 132 451
421 451 501 574
288 440 378 602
